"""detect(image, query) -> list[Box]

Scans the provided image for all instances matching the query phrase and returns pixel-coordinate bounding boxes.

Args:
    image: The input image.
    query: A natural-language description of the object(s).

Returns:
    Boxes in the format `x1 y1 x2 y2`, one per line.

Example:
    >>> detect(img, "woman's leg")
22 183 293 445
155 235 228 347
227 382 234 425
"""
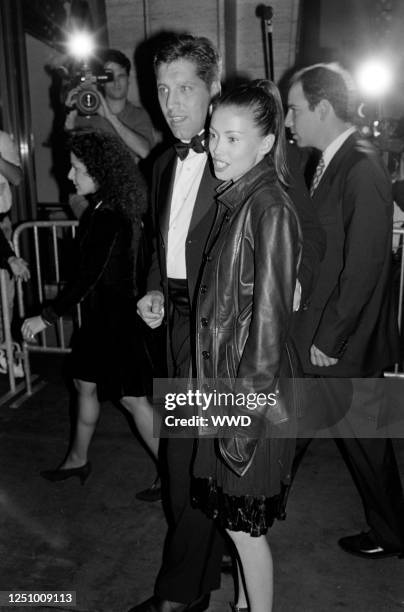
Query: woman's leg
120 395 160 459
226 529 273 612
61 378 100 469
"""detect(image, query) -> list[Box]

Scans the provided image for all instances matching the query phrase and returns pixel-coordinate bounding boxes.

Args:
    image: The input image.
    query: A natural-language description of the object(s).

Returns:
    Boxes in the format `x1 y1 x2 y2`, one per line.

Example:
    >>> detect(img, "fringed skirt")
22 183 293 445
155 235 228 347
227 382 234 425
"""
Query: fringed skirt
192 436 295 536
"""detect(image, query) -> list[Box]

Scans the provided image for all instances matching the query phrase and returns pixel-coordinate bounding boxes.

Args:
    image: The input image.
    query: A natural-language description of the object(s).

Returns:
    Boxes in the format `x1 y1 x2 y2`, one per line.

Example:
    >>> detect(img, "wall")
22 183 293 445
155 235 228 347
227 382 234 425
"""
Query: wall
105 0 300 102
26 34 63 204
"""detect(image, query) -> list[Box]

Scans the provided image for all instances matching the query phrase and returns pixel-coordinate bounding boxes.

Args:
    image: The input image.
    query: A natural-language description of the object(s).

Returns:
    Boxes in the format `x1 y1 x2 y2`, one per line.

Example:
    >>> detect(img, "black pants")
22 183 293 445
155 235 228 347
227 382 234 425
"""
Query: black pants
293 377 404 550
154 279 224 603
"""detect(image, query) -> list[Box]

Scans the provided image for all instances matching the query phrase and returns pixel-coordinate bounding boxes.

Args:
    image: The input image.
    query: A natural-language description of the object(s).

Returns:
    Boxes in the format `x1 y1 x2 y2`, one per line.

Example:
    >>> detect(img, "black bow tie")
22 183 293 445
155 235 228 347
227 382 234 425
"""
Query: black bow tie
173 134 207 160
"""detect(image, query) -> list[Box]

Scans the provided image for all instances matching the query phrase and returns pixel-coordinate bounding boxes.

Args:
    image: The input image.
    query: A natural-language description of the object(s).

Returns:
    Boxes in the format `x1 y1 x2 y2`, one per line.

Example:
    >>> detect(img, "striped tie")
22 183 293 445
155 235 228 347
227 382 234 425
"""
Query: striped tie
310 155 325 197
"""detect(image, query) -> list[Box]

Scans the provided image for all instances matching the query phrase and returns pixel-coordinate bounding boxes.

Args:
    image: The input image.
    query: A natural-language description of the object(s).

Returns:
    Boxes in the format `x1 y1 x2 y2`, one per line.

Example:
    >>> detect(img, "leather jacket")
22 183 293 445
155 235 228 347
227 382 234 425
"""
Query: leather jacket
194 156 303 476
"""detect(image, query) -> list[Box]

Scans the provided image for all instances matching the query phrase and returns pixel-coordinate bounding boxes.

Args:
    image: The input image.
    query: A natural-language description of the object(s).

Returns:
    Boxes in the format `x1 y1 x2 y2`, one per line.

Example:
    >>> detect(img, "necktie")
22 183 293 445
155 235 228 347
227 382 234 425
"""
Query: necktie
173 133 207 160
310 155 325 196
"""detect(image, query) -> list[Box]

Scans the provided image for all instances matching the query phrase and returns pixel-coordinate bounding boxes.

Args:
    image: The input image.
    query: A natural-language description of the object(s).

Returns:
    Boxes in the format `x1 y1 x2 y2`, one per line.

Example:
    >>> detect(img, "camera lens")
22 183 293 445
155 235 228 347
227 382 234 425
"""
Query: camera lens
76 88 100 115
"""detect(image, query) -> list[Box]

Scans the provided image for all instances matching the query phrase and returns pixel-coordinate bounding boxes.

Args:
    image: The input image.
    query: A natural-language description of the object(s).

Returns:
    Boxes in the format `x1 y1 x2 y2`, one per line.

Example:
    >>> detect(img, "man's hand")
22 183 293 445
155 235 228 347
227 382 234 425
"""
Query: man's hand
137 291 164 329
21 316 46 342
96 90 113 121
310 344 338 367
293 279 302 312
8 256 30 281
64 87 80 130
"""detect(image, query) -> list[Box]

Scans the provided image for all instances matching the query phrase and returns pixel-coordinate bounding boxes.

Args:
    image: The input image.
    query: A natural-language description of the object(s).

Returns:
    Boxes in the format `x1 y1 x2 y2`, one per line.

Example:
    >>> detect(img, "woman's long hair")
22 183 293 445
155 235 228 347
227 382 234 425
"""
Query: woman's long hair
214 79 289 186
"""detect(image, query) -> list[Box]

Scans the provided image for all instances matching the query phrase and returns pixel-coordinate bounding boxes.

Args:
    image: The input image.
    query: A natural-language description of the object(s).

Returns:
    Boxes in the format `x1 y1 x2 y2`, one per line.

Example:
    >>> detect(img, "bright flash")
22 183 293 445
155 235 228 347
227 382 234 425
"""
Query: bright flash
355 59 393 98
67 31 95 60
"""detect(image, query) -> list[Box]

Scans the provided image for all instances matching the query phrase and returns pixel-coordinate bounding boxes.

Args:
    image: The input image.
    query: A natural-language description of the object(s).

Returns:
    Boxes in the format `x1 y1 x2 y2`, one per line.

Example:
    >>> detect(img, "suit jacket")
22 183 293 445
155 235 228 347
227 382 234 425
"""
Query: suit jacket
292 132 399 376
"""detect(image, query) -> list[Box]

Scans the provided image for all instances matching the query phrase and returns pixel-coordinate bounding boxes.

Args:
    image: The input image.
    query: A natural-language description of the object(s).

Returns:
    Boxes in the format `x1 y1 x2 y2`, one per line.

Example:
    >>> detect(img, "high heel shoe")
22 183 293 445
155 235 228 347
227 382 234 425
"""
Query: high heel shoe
229 604 249 612
40 461 91 485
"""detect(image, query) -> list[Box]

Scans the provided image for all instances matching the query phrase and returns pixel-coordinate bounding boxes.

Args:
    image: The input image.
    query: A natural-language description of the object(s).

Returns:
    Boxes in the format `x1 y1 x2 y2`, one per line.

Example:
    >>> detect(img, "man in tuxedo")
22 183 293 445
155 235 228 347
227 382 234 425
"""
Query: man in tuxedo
133 34 223 612
133 34 325 612
285 63 404 559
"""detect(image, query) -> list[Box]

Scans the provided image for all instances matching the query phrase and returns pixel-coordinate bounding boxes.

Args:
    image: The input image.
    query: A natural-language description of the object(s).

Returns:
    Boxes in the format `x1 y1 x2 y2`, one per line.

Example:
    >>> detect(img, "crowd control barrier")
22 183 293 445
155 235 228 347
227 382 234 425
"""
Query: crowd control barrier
0 221 401 407
10 219 80 406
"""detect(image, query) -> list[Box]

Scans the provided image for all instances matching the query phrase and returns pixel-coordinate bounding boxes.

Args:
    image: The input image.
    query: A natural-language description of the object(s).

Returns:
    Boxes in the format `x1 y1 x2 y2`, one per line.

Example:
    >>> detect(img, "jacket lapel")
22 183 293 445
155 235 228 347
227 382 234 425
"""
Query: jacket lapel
158 152 177 247
312 132 358 207
188 158 221 235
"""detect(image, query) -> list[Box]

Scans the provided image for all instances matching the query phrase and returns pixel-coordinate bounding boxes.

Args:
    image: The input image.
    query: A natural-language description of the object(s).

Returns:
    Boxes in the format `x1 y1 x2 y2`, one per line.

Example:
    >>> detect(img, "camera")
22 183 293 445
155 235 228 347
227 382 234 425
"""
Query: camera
69 67 113 115
59 32 115 116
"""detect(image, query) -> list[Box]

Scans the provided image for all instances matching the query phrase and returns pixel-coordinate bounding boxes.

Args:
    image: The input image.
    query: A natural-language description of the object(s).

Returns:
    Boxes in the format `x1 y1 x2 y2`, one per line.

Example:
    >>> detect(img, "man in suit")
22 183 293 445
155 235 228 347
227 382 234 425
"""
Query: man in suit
285 62 404 559
133 35 325 612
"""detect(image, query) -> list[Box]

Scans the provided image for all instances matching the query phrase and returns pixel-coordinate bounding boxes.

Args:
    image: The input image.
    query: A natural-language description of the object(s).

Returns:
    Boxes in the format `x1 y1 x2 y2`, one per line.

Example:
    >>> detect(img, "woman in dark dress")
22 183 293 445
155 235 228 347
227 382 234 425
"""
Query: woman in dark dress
192 81 302 611
21 131 158 482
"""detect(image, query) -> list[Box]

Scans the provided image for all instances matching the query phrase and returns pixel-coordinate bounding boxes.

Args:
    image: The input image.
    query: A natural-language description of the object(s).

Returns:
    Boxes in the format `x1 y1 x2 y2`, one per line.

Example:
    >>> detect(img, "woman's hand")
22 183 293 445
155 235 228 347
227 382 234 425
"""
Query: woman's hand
8 256 30 281
21 316 47 342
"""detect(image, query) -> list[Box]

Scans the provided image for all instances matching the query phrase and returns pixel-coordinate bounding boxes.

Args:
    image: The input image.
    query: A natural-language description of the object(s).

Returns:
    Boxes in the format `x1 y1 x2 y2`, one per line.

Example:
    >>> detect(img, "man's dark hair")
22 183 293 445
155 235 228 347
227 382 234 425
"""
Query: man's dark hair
290 63 357 122
153 34 221 87
101 49 131 75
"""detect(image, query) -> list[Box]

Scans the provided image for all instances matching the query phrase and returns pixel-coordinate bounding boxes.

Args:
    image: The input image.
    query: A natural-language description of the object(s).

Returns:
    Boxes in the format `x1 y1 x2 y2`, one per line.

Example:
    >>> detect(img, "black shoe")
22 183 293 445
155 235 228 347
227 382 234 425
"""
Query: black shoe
338 531 403 559
136 478 161 502
128 594 209 612
40 462 91 485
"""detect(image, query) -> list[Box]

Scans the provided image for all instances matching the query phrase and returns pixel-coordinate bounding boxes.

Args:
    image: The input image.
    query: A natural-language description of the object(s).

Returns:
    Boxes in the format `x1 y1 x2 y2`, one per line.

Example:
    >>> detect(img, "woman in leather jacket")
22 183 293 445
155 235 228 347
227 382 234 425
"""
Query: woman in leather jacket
21 131 158 484
192 81 302 612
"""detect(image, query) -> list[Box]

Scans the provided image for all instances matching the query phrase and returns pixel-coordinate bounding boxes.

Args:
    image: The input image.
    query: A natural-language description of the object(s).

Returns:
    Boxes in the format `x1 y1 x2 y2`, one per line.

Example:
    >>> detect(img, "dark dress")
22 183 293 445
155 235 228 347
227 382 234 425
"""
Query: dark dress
42 194 153 400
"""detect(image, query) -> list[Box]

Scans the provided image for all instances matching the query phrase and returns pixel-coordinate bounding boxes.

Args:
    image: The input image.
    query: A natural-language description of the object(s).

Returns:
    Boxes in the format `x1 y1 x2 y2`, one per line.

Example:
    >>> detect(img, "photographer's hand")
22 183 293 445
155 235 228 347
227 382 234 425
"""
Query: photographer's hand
64 87 80 131
95 91 112 120
65 87 79 110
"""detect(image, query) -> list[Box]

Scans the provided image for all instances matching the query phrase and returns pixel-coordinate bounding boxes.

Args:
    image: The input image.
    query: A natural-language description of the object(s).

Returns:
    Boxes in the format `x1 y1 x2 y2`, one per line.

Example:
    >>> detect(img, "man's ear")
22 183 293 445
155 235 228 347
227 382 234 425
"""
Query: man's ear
318 98 332 120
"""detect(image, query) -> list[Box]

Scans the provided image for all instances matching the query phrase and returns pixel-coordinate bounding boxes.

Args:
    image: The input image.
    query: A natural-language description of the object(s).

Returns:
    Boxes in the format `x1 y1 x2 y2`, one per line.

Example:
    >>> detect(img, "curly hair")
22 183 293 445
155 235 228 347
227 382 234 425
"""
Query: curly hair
68 130 148 224
68 130 149 291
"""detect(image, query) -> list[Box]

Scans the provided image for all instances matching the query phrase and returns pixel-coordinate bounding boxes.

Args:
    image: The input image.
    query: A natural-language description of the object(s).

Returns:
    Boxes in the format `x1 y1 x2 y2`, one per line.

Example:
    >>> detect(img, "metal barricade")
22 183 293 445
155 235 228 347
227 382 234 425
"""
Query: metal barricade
13 220 80 400
1 221 403 406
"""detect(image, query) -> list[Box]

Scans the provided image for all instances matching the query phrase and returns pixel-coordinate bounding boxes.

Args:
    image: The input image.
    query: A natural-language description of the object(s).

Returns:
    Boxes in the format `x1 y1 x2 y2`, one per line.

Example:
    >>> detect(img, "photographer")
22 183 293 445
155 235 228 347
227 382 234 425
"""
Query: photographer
65 49 155 162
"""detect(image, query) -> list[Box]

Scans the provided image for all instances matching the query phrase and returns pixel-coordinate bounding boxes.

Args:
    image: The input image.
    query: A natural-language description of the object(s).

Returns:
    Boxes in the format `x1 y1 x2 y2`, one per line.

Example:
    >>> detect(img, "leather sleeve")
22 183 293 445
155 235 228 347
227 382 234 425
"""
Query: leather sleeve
219 202 301 476
238 204 299 387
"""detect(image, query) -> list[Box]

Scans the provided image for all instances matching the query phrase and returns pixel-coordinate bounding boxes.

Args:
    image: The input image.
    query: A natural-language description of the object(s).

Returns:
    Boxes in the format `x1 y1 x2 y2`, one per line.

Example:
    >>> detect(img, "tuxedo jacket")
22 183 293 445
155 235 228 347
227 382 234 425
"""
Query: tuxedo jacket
292 132 399 376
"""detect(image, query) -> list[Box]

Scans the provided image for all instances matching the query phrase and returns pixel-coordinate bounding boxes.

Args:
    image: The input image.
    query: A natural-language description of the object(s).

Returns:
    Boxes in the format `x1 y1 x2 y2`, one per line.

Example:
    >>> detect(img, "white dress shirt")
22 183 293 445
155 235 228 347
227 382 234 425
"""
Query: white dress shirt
166 149 207 279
